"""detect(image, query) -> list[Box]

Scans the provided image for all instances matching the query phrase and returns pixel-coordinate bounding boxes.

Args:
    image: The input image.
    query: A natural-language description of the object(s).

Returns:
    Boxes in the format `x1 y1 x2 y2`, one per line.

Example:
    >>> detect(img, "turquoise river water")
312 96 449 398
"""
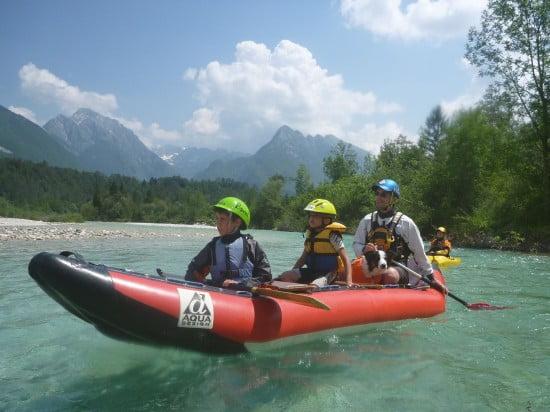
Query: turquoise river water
1 222 549 411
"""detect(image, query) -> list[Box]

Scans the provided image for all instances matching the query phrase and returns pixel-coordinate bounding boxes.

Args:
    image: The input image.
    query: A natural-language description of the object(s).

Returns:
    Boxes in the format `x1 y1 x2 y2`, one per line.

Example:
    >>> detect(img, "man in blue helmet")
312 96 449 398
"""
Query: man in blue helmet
352 179 447 293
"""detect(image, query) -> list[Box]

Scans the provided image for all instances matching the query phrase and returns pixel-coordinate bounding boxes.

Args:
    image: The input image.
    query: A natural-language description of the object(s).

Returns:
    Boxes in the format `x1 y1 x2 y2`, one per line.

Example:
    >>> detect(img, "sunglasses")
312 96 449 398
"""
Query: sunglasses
374 191 390 197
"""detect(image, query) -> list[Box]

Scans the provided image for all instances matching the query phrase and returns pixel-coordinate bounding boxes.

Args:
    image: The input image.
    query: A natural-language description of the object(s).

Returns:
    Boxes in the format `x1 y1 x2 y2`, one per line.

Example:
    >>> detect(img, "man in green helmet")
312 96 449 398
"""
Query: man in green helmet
185 197 272 288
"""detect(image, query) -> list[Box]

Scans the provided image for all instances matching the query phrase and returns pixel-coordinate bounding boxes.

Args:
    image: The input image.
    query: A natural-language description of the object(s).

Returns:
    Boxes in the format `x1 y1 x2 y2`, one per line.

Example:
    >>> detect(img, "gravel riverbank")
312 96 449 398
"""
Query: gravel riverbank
0 218 191 241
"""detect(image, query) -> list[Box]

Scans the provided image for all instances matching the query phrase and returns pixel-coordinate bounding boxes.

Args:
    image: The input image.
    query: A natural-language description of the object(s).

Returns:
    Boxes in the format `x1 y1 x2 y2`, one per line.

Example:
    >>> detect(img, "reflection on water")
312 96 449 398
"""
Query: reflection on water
1 222 549 411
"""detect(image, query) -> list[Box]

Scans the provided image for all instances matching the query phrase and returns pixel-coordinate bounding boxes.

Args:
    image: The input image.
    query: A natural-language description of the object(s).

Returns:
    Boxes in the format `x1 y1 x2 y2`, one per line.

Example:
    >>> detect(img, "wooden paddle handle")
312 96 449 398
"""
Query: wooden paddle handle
335 281 383 289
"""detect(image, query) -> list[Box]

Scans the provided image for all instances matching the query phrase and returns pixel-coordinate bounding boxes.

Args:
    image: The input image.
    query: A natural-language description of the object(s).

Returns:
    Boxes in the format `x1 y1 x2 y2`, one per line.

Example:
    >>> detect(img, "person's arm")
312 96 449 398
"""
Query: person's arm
330 231 352 285
185 240 214 282
427 239 436 254
292 250 308 269
338 247 352 286
352 216 369 257
402 218 433 277
251 240 272 283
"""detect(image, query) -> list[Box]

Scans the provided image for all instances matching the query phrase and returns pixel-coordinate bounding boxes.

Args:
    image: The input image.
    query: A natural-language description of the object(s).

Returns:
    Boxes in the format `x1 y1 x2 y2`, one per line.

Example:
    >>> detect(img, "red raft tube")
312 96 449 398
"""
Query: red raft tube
28 251 446 354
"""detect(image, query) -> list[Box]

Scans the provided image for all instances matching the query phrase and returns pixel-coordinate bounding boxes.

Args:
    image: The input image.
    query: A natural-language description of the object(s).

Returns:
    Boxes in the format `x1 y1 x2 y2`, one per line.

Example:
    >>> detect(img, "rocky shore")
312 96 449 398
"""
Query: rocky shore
0 218 184 241
0 225 147 241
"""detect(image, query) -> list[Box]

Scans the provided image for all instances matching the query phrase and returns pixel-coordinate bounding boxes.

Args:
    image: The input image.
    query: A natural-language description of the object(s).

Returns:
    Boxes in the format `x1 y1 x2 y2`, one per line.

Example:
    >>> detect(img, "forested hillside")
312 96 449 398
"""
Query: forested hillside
0 105 79 168
0 158 256 225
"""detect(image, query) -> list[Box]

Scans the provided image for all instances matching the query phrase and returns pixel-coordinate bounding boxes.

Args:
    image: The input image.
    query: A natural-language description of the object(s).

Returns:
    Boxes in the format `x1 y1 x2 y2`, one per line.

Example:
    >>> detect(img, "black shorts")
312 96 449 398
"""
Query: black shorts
298 268 333 284
395 266 409 284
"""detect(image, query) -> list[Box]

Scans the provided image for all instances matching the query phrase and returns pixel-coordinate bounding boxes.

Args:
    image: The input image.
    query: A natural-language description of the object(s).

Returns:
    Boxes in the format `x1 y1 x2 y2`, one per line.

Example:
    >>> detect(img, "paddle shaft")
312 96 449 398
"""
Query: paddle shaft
393 261 469 307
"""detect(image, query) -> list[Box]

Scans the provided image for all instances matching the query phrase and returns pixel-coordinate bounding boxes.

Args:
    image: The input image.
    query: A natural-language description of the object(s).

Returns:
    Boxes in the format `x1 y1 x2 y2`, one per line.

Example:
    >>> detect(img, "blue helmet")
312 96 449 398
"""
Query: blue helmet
372 179 400 198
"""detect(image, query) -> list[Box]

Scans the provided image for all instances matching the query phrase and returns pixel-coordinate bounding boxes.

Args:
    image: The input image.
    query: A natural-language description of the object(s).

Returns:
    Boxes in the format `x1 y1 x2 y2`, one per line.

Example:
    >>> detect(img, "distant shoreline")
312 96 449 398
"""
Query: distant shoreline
2 217 547 253
0 218 216 241
0 217 50 226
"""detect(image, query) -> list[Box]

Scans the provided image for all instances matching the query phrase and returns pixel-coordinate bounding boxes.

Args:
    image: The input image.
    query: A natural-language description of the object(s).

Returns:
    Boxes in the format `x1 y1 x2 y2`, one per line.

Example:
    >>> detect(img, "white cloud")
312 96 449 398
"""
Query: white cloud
440 58 486 117
347 121 406 154
15 63 181 148
18 63 118 115
8 106 39 124
183 40 401 152
185 108 220 135
113 116 144 135
183 68 197 81
113 117 183 148
340 0 487 41
150 122 181 141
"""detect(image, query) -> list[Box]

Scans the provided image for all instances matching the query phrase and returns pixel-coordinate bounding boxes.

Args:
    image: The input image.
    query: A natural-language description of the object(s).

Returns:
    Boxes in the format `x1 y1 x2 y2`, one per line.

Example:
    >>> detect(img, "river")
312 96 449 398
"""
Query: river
1 222 548 411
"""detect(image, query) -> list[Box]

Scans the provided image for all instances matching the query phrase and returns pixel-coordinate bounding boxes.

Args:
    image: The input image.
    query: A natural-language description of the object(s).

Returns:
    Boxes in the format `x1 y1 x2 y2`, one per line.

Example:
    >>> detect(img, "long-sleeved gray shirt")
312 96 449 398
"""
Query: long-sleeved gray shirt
352 211 433 277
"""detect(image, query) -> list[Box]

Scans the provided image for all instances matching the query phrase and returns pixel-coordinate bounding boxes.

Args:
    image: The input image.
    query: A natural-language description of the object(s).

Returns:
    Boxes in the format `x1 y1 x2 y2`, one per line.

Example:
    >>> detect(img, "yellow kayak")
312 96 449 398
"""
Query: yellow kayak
428 254 461 267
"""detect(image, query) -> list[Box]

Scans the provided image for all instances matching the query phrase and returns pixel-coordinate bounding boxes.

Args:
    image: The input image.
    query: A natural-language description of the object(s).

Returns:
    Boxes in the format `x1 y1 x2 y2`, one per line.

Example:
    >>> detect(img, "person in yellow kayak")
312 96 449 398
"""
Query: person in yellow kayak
278 199 352 287
427 227 452 257
185 197 272 289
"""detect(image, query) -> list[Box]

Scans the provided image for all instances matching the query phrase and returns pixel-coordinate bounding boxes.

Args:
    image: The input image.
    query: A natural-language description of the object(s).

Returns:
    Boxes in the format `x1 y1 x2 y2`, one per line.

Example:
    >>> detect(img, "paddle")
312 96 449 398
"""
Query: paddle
250 287 330 310
393 261 510 310
335 281 384 289
156 269 330 310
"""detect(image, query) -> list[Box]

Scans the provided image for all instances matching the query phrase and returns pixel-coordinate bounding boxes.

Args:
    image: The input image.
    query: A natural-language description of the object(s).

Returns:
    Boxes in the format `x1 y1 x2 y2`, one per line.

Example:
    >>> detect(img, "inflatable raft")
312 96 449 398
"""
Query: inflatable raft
28 251 447 354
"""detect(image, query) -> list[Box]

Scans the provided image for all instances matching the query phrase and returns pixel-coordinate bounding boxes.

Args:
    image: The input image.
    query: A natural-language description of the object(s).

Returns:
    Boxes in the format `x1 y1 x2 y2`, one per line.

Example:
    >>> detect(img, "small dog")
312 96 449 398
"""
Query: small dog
359 249 402 284
362 249 390 274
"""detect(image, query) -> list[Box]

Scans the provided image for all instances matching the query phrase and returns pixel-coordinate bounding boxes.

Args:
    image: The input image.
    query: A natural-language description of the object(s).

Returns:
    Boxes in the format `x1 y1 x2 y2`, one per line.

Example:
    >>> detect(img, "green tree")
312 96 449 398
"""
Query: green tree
295 163 313 195
252 174 286 229
374 135 432 229
418 105 447 156
424 108 499 229
466 0 550 203
362 152 376 175
323 141 359 183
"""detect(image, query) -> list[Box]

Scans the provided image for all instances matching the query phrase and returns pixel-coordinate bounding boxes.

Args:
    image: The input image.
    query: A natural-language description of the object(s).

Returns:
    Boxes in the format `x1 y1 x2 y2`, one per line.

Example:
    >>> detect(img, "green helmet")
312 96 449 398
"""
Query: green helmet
213 197 250 229
304 199 337 216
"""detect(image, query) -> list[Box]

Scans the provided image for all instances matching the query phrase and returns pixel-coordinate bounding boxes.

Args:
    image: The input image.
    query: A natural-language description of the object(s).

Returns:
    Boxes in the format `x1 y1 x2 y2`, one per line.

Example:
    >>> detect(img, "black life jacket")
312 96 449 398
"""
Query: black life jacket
367 211 411 261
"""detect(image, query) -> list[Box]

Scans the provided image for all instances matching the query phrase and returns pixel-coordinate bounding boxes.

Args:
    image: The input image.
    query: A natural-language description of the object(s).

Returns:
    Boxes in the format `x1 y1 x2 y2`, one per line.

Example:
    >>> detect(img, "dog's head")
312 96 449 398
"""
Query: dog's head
363 250 388 273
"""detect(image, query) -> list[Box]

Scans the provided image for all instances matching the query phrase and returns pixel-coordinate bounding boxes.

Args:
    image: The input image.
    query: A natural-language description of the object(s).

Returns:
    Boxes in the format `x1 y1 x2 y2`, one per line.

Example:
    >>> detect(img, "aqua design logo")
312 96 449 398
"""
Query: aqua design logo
177 289 214 329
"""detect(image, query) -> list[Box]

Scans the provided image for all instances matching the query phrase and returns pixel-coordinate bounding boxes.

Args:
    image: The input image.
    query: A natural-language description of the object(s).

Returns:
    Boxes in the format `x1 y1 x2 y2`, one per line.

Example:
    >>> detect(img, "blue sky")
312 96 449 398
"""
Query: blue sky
1 0 488 154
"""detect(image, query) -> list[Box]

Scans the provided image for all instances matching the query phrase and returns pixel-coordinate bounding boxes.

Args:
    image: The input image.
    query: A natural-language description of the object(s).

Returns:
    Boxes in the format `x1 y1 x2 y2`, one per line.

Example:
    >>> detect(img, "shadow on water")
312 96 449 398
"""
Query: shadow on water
15 344 344 411
9 315 435 411
16 329 423 411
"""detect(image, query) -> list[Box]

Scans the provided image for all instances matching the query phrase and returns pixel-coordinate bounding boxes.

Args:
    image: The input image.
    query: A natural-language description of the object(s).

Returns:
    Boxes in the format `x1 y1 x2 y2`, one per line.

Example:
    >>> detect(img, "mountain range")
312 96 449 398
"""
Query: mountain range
152 145 246 179
194 126 368 187
43 108 175 180
0 105 370 190
0 105 79 169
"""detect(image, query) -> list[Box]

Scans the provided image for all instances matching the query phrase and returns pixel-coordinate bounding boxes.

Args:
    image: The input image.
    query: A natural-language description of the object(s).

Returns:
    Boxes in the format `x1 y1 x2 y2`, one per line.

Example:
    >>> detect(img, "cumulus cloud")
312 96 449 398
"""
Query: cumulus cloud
8 106 39 124
440 58 486 117
18 63 118 116
183 40 401 152
185 108 220 135
347 121 406 154
113 116 144 135
340 0 487 41
16 63 182 148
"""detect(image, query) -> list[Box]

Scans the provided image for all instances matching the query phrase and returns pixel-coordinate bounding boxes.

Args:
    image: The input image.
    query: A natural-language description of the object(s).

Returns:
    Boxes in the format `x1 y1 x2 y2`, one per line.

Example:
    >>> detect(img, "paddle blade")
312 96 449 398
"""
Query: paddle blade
253 287 330 310
466 302 512 310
